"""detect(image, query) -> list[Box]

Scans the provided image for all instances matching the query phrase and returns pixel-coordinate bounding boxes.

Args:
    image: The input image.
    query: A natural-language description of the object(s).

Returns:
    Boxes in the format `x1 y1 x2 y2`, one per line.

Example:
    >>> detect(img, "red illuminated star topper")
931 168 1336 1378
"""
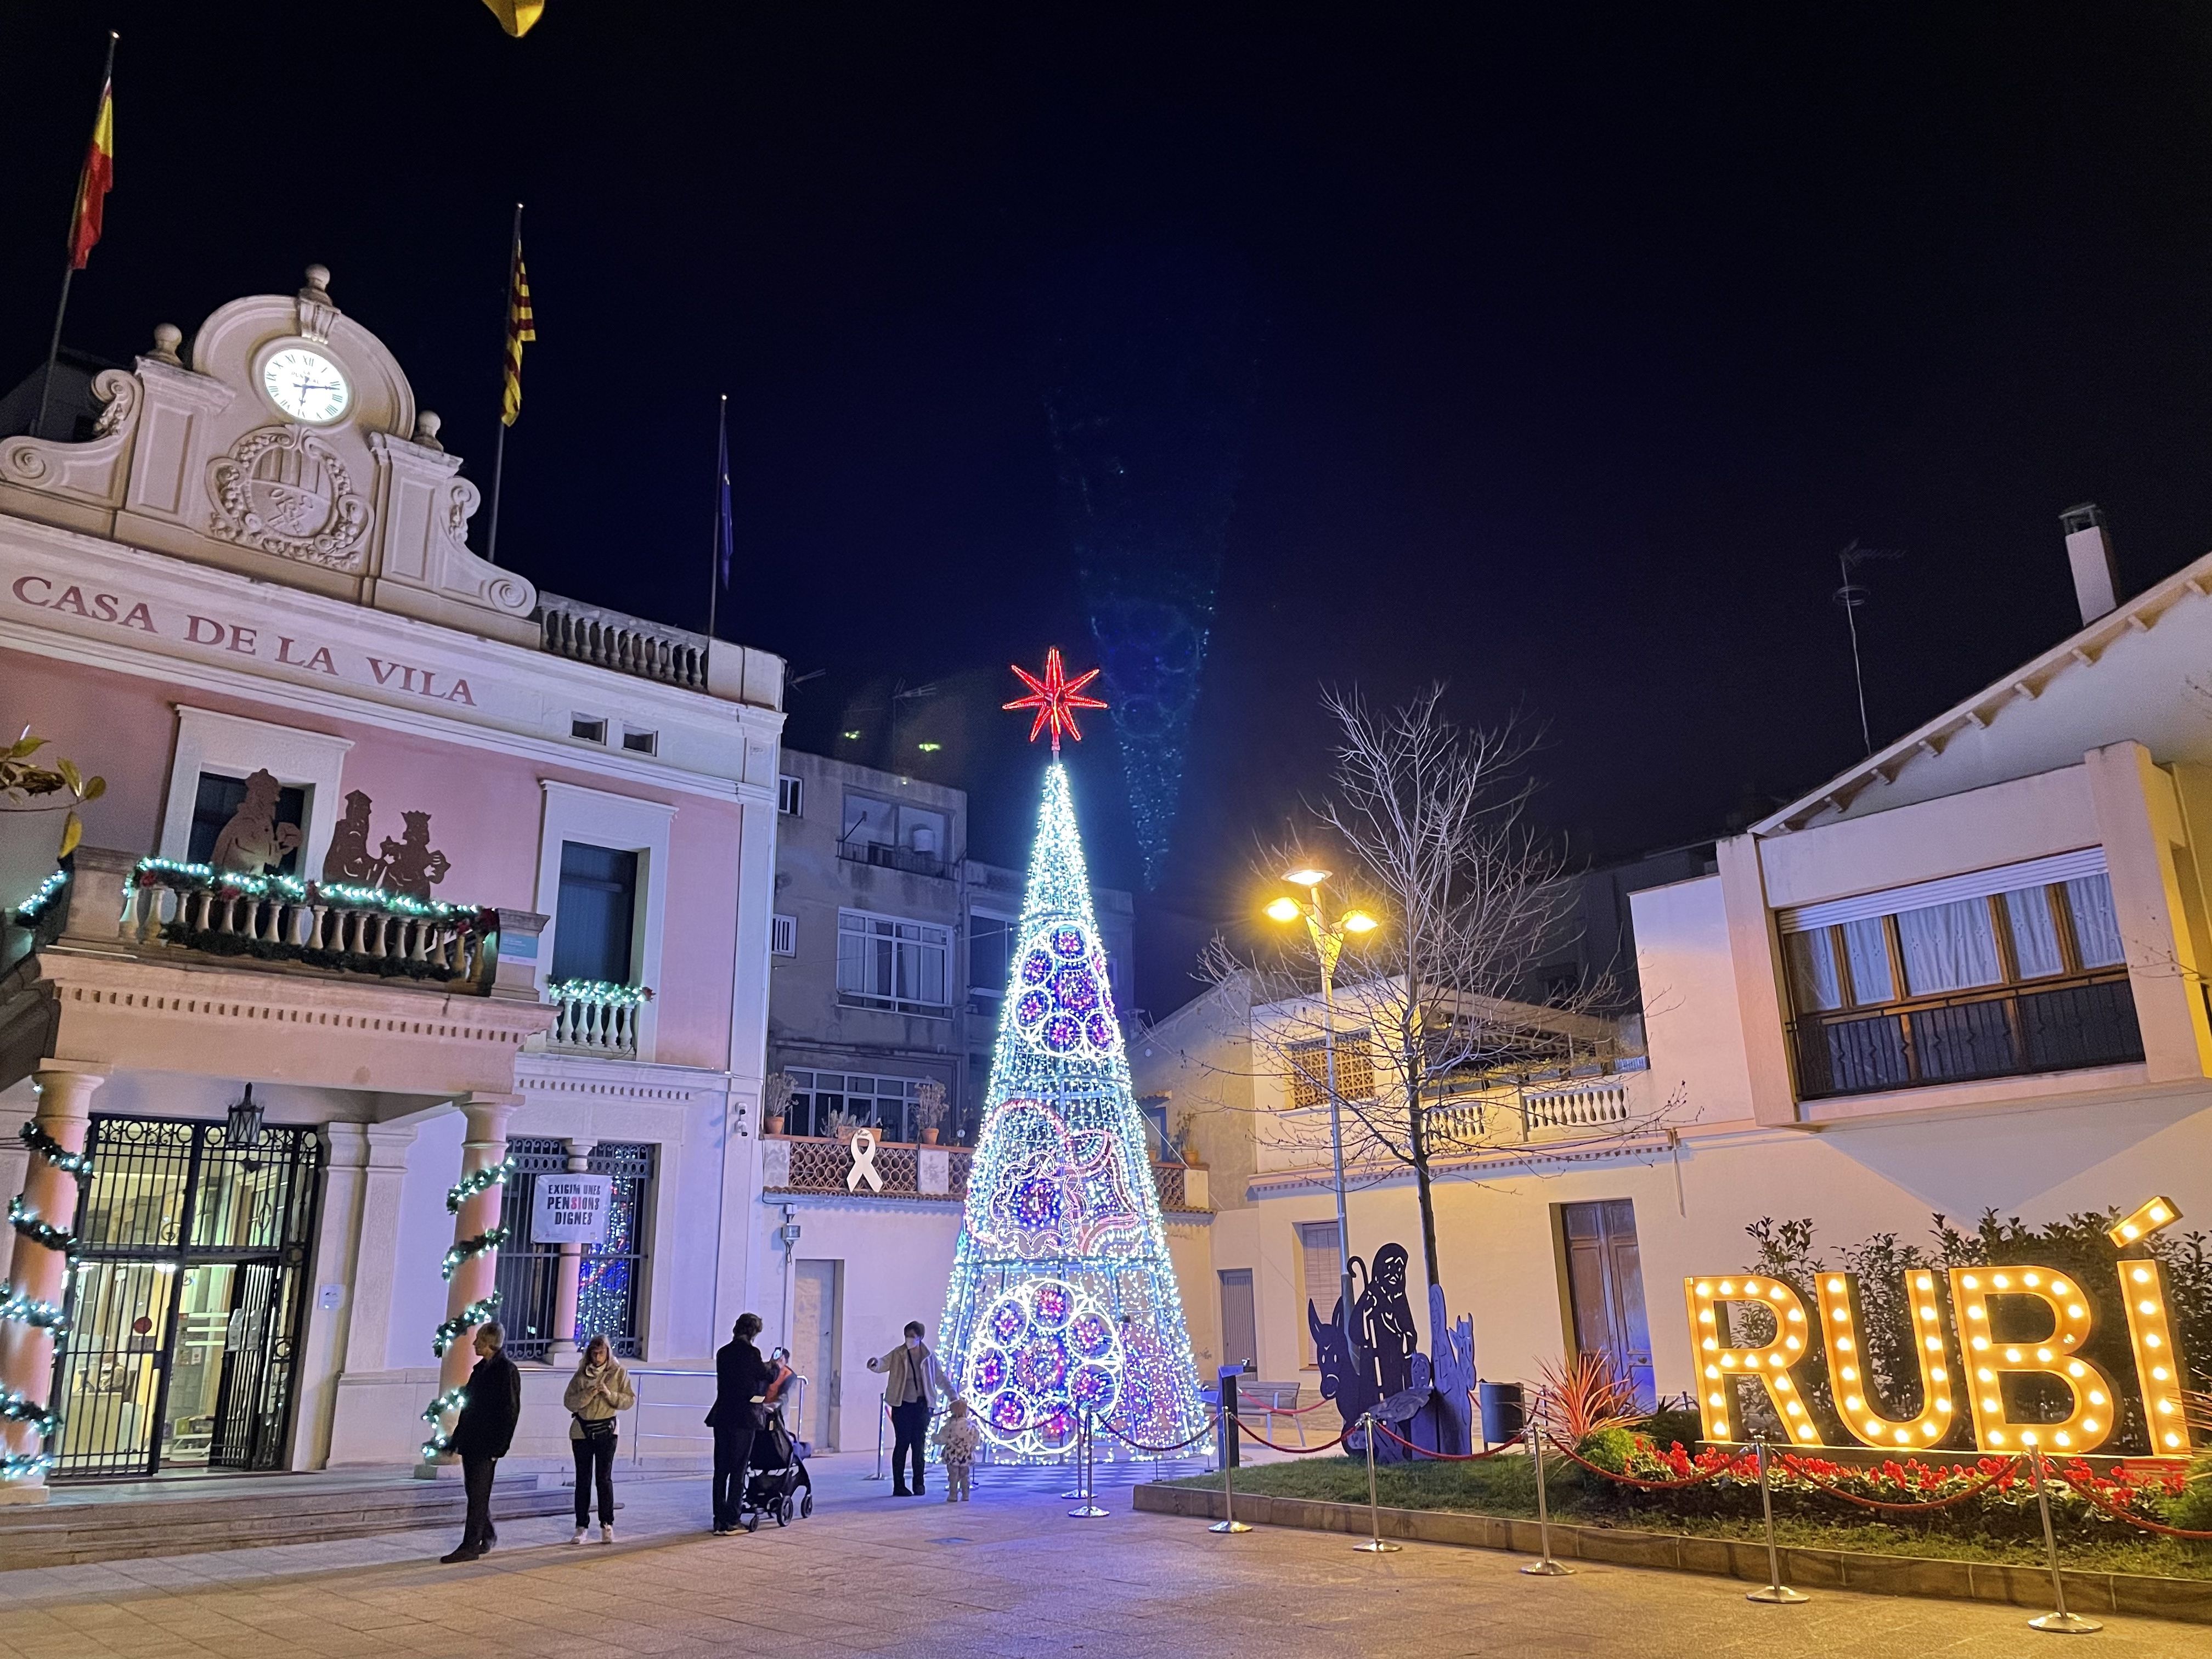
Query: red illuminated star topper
1005 648 1108 753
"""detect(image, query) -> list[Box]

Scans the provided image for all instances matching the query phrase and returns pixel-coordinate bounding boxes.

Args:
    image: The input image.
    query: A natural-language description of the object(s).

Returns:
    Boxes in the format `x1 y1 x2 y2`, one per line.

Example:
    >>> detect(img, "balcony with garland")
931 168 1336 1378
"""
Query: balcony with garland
0 847 554 1099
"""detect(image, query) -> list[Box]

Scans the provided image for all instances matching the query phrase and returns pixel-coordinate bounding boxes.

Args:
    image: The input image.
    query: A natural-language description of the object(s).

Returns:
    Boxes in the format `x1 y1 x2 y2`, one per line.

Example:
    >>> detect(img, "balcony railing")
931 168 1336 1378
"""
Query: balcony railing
1422 1076 1635 1153
121 859 501 990
545 979 652 1058
836 838 950 879
537 593 709 691
1788 970 2143 1102
760 1132 1210 1212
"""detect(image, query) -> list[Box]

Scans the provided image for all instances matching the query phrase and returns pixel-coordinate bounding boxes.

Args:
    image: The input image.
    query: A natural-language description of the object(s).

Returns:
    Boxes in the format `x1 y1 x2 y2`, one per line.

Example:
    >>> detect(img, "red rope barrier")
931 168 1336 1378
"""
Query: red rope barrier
1775 1454 2025 1514
1236 1419 1346 1454
1543 1435 1740 1489
1235 1392 1340 1417
2053 1468 2212 1540
1096 1417 1218 1455
1370 1420 1520 1461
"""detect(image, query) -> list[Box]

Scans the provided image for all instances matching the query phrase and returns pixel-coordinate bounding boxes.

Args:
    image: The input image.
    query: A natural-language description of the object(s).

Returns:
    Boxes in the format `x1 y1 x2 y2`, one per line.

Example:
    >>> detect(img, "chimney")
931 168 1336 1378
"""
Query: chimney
2059 502 2119 625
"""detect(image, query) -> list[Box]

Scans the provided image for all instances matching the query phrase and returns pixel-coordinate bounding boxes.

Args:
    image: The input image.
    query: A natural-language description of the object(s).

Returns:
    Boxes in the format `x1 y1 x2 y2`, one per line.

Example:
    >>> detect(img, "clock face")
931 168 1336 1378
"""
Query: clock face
262 347 351 424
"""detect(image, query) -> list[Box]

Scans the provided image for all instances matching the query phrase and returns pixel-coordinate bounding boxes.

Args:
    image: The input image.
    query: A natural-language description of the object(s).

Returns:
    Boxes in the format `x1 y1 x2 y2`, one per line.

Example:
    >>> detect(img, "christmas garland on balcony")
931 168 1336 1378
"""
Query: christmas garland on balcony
546 979 654 1009
154 923 477 983
12 868 67 923
417 1156 516 1460
128 859 499 981
126 857 494 923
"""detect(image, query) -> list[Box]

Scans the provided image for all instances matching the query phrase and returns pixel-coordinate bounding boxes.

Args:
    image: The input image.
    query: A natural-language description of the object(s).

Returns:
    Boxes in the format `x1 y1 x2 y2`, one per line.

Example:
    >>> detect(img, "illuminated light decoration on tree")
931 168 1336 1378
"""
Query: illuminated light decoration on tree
938 656 1205 1461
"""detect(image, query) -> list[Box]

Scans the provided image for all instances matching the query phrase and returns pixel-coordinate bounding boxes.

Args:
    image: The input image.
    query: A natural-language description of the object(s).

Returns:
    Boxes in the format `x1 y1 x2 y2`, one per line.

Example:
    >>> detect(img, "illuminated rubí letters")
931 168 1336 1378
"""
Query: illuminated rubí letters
1682 1195 2191 1454
1816 1270 1955 1450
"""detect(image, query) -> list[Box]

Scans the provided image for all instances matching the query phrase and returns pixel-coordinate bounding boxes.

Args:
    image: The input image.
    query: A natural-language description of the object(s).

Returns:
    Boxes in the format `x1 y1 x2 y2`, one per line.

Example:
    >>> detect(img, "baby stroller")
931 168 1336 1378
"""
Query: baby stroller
735 1375 814 1531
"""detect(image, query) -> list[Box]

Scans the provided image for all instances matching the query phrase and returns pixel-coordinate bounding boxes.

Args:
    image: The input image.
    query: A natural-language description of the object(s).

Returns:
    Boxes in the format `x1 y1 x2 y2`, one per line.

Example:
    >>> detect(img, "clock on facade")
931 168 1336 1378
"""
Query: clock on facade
261 347 351 424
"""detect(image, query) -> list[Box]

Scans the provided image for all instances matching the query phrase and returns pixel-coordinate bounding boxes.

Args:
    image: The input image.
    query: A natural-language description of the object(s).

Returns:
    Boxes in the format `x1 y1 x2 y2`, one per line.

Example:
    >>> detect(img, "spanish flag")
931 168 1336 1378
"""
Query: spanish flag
501 238 534 427
67 75 114 271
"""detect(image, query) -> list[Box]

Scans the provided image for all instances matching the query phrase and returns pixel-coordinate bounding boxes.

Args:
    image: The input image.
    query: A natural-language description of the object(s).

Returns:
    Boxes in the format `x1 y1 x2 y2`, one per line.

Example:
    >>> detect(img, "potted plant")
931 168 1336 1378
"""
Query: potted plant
0 729 104 913
762 1071 793 1137
915 1079 949 1146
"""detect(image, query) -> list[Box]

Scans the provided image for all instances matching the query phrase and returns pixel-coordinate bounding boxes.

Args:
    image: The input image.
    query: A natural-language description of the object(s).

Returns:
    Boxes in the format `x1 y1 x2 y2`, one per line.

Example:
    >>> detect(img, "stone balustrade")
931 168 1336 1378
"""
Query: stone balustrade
537 593 709 690
759 1133 1210 1212
97 855 515 992
1424 1073 1638 1152
544 980 651 1057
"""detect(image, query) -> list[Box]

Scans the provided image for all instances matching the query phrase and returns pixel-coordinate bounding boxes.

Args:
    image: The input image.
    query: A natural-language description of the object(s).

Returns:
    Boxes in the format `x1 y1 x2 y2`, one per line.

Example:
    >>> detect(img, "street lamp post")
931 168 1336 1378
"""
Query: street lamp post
1267 870 1378 1392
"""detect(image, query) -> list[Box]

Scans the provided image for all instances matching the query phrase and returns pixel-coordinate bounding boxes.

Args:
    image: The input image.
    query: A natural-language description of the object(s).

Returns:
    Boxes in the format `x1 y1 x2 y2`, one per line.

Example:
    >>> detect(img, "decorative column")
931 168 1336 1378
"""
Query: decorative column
1 1065 106 1500
546 1138 594 1364
419 1093 516 1469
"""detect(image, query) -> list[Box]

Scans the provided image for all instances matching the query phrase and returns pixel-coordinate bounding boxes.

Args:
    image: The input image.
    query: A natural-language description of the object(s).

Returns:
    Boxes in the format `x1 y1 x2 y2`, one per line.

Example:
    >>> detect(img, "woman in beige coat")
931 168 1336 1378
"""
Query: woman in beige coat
565 1334 636 1543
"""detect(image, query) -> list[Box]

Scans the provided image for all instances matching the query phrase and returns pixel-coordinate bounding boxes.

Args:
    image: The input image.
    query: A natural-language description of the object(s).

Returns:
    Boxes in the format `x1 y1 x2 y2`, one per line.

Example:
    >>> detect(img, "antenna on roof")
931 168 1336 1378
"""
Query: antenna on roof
1835 540 1906 756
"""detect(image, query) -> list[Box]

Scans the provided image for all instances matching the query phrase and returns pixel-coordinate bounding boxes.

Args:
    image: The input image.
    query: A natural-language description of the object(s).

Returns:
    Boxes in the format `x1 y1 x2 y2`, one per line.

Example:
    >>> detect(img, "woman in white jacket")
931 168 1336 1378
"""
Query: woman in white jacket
564 1335 636 1543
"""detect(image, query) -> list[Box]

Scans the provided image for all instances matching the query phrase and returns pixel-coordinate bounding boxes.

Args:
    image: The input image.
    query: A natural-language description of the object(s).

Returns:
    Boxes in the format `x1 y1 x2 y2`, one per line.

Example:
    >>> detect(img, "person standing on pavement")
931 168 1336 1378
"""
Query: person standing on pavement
707 1313 776 1534
867 1320 948 1497
565 1333 635 1545
441 1322 522 1564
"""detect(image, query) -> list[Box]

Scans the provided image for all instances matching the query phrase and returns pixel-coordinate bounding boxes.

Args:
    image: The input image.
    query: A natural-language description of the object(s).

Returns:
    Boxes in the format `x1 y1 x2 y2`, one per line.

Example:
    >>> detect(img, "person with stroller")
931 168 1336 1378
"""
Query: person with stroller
708 1312 778 1534
866 1319 949 1496
933 1396 980 1502
439 1322 521 1564
565 1333 635 1545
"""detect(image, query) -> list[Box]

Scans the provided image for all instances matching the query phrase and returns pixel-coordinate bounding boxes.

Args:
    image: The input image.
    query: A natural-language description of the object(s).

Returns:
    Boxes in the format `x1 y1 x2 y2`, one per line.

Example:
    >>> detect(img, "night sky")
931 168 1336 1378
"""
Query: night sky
7 5 2212 1013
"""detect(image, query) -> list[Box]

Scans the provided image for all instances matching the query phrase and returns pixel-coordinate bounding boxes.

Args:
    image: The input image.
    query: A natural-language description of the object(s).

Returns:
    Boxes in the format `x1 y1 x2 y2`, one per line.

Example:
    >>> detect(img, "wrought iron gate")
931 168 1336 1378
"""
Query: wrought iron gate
50 1116 323 1479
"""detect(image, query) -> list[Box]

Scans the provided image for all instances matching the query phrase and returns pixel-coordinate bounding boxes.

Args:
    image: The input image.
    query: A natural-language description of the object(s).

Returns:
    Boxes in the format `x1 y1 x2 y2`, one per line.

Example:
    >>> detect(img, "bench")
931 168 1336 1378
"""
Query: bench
1236 1379 1308 1442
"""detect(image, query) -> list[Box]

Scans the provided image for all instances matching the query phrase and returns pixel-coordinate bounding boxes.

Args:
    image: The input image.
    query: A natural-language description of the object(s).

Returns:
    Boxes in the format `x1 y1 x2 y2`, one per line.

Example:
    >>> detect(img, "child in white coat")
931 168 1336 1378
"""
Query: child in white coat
934 1396 981 1502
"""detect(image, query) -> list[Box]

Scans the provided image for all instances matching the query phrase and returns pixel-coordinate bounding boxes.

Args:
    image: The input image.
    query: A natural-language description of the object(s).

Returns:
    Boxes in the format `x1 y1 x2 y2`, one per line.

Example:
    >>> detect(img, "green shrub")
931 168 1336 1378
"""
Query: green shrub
2171 1453 2212 1534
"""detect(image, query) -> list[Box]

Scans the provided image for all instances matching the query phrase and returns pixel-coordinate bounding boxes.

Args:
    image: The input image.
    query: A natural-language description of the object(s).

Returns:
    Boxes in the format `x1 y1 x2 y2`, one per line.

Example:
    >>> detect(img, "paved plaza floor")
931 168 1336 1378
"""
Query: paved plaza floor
0 1454 2199 1659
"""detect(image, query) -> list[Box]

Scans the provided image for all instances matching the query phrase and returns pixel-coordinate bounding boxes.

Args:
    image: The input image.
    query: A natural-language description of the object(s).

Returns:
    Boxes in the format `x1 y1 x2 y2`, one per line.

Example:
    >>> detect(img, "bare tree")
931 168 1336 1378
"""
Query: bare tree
1209 684 1627 1296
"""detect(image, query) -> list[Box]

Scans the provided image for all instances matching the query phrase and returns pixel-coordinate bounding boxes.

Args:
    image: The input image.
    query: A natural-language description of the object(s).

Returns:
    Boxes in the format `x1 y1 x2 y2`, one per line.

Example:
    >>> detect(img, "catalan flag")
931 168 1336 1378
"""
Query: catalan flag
67 72 114 271
501 236 534 427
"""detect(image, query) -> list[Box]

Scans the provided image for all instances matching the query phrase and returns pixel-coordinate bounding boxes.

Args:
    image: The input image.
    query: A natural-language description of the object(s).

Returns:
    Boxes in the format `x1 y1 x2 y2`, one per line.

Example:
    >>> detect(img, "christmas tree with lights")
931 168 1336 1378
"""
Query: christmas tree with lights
936 651 1205 1460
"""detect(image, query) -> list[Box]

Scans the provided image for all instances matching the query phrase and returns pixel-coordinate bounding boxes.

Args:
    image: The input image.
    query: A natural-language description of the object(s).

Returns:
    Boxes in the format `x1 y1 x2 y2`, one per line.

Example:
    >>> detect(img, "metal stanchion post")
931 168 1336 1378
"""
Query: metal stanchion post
1062 1409 1094 1500
864 1398 887 1481
2027 1444 2101 1634
1353 1412 1401 1554
1745 1439 1809 1604
1070 1409 1109 1518
1520 1414 1572 1576
1209 1404 1251 1534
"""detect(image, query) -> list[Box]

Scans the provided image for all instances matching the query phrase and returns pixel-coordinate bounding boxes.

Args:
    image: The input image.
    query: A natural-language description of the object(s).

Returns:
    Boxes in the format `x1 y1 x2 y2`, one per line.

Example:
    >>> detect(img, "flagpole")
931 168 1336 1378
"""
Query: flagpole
707 394 727 642
34 30 117 443
486 200 523 566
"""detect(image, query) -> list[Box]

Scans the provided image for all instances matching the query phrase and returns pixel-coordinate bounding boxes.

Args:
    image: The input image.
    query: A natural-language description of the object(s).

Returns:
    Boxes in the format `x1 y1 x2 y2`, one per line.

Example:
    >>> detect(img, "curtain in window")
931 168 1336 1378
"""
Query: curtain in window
1785 930 1843 1012
1840 917 1894 1003
2004 888 2065 979
1895 898 2001 996
2064 874 2125 968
